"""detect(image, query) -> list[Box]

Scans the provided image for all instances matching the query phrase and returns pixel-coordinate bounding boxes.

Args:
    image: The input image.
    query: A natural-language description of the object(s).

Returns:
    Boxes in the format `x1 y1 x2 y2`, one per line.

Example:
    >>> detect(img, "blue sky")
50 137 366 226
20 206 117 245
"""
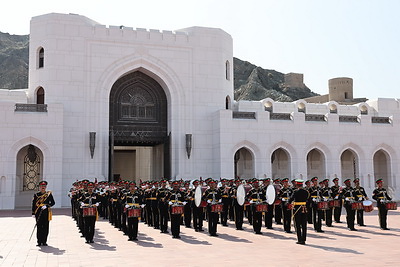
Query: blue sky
1 0 399 100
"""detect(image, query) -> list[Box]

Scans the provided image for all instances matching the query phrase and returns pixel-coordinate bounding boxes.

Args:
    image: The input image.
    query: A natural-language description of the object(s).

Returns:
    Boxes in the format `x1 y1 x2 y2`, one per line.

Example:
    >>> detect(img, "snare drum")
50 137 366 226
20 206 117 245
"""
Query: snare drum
385 202 397 210
351 201 364 210
329 199 341 208
211 204 224 213
274 199 282 206
317 201 329 210
83 207 97 217
255 203 268 212
171 205 184 214
127 208 141 218
362 200 373 212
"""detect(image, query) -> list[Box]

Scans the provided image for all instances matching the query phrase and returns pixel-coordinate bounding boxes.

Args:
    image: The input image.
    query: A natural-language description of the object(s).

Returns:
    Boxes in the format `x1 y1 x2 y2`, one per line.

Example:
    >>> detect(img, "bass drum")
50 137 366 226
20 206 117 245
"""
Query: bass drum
194 186 208 207
266 184 276 205
236 184 252 206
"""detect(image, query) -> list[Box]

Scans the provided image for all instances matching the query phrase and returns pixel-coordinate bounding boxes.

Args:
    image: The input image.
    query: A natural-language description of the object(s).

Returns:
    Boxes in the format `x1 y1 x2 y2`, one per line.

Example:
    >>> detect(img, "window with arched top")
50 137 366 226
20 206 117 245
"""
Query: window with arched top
38 47 44 68
36 87 45 104
225 60 230 80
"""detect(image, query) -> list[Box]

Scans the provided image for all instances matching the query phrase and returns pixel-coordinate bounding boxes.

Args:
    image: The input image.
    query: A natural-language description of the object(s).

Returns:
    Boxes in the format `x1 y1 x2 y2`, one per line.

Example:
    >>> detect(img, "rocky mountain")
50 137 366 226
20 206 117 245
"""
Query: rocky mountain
0 31 29 89
0 31 319 101
233 58 318 101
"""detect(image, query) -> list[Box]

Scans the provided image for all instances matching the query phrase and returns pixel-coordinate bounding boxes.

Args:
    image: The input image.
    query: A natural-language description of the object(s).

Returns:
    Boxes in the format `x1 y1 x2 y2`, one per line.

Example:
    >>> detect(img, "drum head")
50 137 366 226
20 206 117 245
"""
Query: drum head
266 184 276 205
194 186 202 207
363 200 372 206
236 184 246 206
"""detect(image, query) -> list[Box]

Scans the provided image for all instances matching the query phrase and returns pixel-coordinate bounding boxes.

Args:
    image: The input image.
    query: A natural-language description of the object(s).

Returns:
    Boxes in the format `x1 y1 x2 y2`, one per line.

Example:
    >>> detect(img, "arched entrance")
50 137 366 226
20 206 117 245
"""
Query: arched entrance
234 147 254 179
109 71 169 183
15 144 44 208
271 148 291 179
373 150 391 186
341 149 359 180
306 148 326 179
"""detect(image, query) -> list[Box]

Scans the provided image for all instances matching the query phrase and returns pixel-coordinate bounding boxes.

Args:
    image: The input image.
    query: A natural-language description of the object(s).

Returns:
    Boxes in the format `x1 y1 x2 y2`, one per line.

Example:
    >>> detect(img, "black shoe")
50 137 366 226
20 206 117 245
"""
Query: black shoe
276 222 283 225
199 229 204 232
85 241 90 243
255 232 263 235
185 226 191 228
350 228 358 231
42 243 48 246
316 230 325 233
285 231 293 233
210 233 219 237
381 228 390 230
222 224 228 226
195 229 199 232
359 224 366 227
267 227 273 229
236 228 244 230
90 240 94 243
80 235 85 238
172 235 181 239
36 243 41 247
296 241 305 245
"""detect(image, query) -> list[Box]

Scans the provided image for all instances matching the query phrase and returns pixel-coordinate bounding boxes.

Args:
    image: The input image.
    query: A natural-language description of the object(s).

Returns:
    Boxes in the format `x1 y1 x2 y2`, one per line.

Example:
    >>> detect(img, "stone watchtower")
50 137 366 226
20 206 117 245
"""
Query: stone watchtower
328 77 353 102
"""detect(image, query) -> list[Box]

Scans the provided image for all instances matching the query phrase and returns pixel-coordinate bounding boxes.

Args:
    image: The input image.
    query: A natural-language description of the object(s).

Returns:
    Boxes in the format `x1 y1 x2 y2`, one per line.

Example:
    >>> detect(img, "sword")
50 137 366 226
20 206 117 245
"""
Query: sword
29 208 44 241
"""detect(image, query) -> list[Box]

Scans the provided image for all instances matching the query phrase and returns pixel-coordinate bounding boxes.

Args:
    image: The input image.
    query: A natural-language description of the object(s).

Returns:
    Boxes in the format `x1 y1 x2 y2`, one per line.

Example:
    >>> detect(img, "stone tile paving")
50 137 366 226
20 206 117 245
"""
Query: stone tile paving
0 208 399 266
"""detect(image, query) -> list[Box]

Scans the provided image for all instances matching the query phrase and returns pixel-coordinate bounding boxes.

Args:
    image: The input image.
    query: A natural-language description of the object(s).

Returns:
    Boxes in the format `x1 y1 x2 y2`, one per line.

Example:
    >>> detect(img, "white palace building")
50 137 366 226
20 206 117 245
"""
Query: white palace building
0 13 399 209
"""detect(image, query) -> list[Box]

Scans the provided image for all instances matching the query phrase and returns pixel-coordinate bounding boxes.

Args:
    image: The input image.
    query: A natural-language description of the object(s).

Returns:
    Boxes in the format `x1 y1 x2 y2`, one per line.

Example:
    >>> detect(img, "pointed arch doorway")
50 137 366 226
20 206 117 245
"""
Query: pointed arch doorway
109 71 170 183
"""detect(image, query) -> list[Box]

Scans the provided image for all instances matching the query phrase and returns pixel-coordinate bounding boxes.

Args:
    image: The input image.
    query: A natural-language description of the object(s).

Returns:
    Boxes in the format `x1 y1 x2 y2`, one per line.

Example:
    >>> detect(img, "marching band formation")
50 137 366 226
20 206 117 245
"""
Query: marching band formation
31 177 396 247
60 176 397 246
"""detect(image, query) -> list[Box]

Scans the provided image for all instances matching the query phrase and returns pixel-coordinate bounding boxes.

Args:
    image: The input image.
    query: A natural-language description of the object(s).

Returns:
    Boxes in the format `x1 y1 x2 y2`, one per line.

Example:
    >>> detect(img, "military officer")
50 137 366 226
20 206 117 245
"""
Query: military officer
289 179 309 245
247 179 266 234
309 177 324 232
124 182 143 241
167 181 186 238
279 178 294 233
372 179 392 230
331 178 343 223
32 181 55 246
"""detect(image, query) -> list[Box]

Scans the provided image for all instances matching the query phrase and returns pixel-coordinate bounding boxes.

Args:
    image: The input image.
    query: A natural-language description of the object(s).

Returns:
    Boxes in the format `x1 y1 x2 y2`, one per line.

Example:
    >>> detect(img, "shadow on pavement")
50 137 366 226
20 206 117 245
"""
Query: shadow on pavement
306 243 364 254
179 234 211 245
216 233 252 243
135 240 163 248
39 245 66 255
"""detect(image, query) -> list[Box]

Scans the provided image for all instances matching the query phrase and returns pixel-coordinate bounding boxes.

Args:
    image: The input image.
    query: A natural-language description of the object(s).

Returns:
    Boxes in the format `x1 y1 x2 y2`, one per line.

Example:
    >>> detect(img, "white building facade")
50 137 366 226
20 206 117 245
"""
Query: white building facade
0 13 398 209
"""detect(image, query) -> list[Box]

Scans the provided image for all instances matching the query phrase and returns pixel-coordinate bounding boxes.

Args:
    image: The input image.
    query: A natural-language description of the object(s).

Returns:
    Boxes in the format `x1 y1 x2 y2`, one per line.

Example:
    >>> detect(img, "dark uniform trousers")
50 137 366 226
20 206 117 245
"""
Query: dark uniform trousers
356 209 364 226
35 209 50 244
282 204 292 232
312 203 323 231
127 217 139 239
333 202 342 223
344 203 356 230
294 206 307 243
183 203 192 227
233 201 244 230
84 216 96 242
170 213 182 237
274 205 282 224
377 203 388 229
265 204 274 228
207 206 219 235
159 202 169 232
221 197 230 226
251 206 263 233
193 206 204 231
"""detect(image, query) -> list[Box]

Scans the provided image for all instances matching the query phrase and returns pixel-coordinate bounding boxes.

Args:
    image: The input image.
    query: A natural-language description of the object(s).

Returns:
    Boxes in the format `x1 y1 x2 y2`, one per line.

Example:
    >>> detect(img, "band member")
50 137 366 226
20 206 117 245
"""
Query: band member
157 180 170 234
279 178 294 233
247 179 266 234
124 182 143 241
32 181 55 246
305 180 313 224
79 182 100 243
183 181 193 228
219 178 230 226
143 182 153 227
262 178 274 229
203 180 222 236
289 179 309 245
354 178 368 226
309 177 324 232
192 180 204 232
321 179 333 227
167 181 186 238
273 178 283 225
340 179 357 231
230 179 244 230
331 178 343 223
372 179 392 230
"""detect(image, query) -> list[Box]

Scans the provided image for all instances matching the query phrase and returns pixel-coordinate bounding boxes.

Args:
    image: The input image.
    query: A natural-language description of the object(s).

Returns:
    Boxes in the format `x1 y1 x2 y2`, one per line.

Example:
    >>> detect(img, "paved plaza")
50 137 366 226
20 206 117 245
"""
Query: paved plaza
0 207 399 266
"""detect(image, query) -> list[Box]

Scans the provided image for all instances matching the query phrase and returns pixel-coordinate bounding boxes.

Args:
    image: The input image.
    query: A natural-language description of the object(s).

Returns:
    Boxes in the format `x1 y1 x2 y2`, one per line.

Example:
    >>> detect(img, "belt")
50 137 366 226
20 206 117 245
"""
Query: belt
252 199 263 202
222 195 229 197
147 198 157 200
311 196 318 198
294 202 306 205
378 197 384 199
357 195 363 197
